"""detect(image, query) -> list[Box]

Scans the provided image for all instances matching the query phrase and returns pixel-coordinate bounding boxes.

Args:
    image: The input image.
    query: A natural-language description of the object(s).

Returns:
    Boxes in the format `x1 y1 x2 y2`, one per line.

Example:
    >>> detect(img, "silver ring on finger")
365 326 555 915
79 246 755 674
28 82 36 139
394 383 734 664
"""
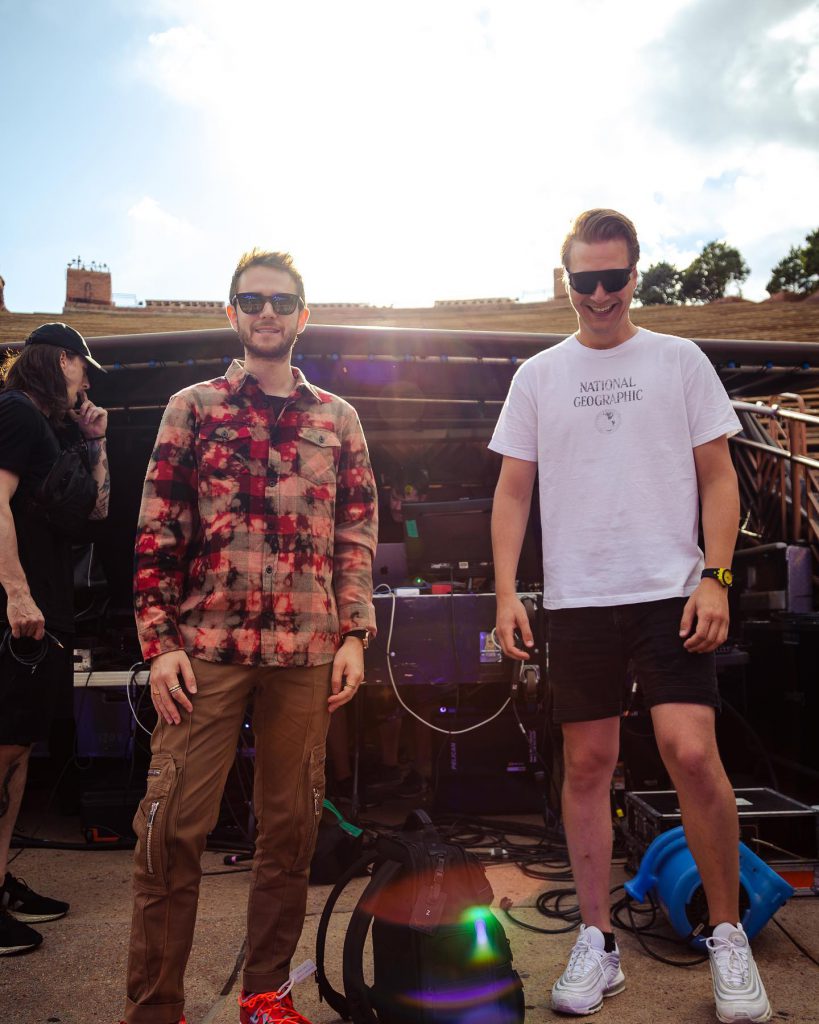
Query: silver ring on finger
168 684 182 693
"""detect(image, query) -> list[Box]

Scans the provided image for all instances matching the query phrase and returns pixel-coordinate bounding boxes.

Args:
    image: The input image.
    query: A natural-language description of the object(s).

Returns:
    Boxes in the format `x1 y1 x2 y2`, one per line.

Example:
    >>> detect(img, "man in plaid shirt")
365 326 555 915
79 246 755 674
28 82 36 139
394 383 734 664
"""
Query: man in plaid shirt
121 250 377 1024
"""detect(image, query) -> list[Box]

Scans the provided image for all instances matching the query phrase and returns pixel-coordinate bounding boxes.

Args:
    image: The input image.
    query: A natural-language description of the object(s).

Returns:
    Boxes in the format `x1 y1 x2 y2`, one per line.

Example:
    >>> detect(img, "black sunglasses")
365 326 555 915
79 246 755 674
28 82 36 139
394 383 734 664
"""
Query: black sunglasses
231 292 304 315
567 268 632 295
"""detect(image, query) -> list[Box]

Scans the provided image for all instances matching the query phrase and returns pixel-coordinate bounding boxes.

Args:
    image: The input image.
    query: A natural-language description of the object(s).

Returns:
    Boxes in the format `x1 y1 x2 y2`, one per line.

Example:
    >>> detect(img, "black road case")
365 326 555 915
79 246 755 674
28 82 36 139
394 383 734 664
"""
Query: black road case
623 787 819 895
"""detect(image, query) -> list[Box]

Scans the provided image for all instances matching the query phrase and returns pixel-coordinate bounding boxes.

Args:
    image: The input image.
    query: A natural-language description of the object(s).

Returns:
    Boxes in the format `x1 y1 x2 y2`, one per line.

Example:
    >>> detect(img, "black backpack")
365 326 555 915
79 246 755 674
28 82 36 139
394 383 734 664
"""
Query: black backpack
309 799 367 886
316 809 526 1024
29 441 98 538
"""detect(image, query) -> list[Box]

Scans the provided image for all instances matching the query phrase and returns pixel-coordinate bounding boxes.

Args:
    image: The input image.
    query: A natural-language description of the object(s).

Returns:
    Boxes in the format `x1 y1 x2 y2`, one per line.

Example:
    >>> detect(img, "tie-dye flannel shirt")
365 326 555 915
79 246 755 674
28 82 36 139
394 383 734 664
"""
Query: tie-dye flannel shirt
134 360 378 666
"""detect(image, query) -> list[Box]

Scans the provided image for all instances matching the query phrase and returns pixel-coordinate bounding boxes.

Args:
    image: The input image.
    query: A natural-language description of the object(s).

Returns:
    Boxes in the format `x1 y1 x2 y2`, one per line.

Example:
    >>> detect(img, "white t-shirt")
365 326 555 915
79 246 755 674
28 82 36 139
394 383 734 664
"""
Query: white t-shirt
489 328 742 609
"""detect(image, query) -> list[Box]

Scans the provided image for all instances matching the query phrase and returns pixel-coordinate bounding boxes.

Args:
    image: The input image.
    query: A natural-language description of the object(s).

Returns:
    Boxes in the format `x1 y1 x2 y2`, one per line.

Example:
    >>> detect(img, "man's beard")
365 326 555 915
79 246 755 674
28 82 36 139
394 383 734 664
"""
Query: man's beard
239 322 298 361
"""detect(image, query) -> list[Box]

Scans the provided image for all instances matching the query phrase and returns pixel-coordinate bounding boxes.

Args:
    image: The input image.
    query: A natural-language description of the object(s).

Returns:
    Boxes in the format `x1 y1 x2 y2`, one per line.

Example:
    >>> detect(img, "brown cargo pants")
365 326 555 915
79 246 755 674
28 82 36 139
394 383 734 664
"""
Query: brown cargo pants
123 658 332 1024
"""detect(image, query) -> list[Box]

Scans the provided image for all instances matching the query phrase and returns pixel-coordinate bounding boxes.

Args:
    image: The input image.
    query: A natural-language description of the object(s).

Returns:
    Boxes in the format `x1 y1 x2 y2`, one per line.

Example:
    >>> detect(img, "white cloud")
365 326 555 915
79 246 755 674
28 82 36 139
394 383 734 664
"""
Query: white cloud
128 196 201 236
123 0 819 304
642 0 819 148
140 25 220 107
119 196 217 301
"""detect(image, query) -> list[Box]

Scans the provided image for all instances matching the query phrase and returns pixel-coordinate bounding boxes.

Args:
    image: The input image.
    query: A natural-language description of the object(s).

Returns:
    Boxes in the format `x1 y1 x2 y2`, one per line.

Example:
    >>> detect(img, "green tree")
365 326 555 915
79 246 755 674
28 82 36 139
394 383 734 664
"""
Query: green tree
766 246 811 295
681 241 750 304
803 228 819 282
635 262 683 305
766 229 819 295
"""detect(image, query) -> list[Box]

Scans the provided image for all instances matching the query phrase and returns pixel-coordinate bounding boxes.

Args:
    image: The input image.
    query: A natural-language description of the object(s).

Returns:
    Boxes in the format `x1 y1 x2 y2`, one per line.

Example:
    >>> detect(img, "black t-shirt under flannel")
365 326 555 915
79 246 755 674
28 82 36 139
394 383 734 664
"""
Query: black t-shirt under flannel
0 390 78 633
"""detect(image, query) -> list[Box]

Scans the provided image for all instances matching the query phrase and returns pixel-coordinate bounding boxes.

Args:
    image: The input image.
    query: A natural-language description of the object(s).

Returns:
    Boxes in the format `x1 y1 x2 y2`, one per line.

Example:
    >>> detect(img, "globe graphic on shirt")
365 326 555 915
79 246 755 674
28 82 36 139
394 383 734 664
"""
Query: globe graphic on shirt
595 410 622 433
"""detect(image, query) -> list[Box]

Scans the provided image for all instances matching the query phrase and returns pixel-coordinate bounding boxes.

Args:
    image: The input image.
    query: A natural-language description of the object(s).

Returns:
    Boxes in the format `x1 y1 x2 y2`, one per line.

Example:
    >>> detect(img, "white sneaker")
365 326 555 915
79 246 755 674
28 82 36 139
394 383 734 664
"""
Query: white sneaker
706 922 772 1023
550 924 626 1015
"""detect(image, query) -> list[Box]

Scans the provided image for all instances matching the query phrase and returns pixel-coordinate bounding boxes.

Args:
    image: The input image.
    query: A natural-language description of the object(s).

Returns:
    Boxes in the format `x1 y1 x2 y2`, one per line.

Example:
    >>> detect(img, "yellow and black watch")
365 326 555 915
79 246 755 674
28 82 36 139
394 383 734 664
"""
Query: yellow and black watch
701 567 733 588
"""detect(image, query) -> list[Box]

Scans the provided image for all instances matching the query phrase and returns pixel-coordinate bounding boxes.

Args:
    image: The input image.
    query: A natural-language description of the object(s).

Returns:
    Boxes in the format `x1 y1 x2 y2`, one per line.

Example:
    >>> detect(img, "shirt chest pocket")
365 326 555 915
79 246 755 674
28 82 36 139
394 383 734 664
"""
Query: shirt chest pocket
296 427 341 485
197 422 256 479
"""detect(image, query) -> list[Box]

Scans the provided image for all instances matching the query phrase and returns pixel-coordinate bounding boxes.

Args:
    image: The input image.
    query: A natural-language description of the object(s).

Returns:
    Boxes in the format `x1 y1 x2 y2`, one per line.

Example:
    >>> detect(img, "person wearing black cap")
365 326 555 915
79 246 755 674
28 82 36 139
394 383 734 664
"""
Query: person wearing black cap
0 322 110 956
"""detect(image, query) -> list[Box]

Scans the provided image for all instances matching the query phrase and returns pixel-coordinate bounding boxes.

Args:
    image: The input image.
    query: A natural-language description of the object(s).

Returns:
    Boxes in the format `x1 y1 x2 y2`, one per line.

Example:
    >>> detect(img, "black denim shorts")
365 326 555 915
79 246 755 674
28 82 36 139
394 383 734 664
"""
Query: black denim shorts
547 597 719 724
0 628 73 745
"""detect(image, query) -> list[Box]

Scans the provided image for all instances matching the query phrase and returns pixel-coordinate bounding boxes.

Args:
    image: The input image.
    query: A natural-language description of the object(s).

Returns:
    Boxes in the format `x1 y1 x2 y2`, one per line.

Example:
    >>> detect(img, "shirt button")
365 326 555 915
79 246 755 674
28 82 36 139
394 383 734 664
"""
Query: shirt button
265 566 273 575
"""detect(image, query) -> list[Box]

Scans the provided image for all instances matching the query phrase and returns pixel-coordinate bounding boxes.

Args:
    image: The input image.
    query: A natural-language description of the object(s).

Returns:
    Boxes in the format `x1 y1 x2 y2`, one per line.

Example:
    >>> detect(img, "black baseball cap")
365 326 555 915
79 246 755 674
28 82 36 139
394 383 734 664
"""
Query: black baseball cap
24 322 106 373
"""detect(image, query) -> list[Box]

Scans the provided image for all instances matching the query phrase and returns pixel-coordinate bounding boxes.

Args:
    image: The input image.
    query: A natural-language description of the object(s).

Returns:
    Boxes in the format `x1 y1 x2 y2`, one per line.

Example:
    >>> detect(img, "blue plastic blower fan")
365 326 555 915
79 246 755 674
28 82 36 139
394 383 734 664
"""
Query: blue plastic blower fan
624 826 793 949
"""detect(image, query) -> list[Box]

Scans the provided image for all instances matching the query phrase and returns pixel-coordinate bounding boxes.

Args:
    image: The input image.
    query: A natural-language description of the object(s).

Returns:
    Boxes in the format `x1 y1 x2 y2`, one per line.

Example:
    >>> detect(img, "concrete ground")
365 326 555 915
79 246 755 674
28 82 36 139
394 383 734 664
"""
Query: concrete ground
3 786 818 1024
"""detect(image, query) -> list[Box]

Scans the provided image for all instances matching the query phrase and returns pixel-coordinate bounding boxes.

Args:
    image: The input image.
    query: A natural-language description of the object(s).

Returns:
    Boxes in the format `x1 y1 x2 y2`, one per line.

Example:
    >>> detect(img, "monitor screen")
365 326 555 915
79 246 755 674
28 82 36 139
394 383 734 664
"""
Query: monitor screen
402 497 542 585
372 542 409 588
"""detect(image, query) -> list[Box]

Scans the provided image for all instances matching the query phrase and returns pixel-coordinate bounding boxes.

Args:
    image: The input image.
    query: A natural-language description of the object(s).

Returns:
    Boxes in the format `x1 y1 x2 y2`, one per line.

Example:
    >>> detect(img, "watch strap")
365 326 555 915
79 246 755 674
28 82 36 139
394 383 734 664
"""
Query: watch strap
701 567 733 588
342 629 370 648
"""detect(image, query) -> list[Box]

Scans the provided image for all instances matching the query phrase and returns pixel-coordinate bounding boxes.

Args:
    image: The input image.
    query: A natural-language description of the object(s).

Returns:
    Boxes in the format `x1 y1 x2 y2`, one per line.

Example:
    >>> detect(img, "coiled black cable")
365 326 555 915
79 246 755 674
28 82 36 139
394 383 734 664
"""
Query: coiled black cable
0 626 64 669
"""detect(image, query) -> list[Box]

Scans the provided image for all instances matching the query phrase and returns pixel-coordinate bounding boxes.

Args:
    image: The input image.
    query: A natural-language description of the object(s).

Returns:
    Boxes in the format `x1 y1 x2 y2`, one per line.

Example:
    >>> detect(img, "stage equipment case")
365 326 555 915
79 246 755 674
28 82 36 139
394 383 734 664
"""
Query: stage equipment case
367 592 540 687
623 787 819 896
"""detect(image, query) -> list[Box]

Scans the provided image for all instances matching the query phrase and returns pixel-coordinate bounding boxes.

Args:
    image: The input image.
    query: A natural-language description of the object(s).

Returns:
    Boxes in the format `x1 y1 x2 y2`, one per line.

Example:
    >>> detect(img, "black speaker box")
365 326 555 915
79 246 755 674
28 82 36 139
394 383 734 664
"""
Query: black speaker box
368 592 540 687
742 614 819 774
619 713 670 791
618 690 776 793
430 693 546 814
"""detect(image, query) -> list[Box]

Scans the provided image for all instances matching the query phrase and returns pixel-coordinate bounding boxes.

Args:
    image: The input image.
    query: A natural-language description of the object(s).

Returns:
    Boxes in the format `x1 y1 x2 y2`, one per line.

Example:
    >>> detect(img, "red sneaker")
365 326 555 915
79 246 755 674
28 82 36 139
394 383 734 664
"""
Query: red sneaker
239 989 313 1024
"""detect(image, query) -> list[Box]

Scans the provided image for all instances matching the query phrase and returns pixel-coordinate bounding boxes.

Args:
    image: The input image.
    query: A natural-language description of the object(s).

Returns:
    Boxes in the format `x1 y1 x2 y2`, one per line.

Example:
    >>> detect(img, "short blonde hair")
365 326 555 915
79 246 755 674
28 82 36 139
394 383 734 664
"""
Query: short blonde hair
561 209 640 269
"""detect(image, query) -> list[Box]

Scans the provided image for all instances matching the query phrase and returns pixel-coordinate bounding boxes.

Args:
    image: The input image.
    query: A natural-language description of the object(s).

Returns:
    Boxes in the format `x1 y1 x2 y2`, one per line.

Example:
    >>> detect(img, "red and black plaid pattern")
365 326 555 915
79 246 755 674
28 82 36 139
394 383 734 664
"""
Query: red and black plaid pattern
134 361 377 666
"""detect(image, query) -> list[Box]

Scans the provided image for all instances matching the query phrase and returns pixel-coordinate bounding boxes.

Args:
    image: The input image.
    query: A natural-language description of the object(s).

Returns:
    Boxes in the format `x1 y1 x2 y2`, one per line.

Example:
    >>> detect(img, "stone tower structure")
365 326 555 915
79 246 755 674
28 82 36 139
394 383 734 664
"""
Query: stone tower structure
64 258 113 311
0 275 6 312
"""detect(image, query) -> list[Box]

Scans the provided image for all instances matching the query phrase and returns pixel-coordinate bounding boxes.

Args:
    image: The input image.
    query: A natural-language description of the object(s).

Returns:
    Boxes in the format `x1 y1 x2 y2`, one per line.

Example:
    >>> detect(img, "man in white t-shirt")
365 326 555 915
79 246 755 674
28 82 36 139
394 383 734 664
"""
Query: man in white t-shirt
489 209 771 1023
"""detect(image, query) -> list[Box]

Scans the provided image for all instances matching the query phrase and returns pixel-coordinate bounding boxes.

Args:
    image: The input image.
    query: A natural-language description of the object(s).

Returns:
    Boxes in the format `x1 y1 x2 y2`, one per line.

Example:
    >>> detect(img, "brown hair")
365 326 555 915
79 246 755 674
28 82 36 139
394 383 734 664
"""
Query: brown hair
228 249 305 305
561 209 640 269
0 344 72 422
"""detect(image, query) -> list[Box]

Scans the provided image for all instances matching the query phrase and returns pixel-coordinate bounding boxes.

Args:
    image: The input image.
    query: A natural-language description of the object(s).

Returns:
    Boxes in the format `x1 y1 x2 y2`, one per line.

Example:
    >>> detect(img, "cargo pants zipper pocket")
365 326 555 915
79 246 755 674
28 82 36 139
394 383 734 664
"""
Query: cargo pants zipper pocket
134 754 177 892
146 800 161 876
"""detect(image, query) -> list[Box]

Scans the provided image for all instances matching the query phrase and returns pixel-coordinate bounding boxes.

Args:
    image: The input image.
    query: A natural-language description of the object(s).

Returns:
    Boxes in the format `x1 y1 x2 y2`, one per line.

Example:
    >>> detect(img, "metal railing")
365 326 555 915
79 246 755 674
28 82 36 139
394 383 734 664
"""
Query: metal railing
731 394 819 592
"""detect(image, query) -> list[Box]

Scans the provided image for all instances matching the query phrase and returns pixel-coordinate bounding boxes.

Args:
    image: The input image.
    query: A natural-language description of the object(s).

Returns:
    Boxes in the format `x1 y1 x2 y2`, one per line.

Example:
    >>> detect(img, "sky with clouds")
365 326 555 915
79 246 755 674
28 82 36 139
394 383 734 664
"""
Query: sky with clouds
1 0 817 313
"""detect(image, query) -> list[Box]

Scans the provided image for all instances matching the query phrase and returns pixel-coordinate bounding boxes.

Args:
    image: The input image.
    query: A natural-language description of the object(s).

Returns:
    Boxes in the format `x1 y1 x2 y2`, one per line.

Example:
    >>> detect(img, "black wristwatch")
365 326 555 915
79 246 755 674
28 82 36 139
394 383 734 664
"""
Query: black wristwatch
701 567 733 588
342 629 370 649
